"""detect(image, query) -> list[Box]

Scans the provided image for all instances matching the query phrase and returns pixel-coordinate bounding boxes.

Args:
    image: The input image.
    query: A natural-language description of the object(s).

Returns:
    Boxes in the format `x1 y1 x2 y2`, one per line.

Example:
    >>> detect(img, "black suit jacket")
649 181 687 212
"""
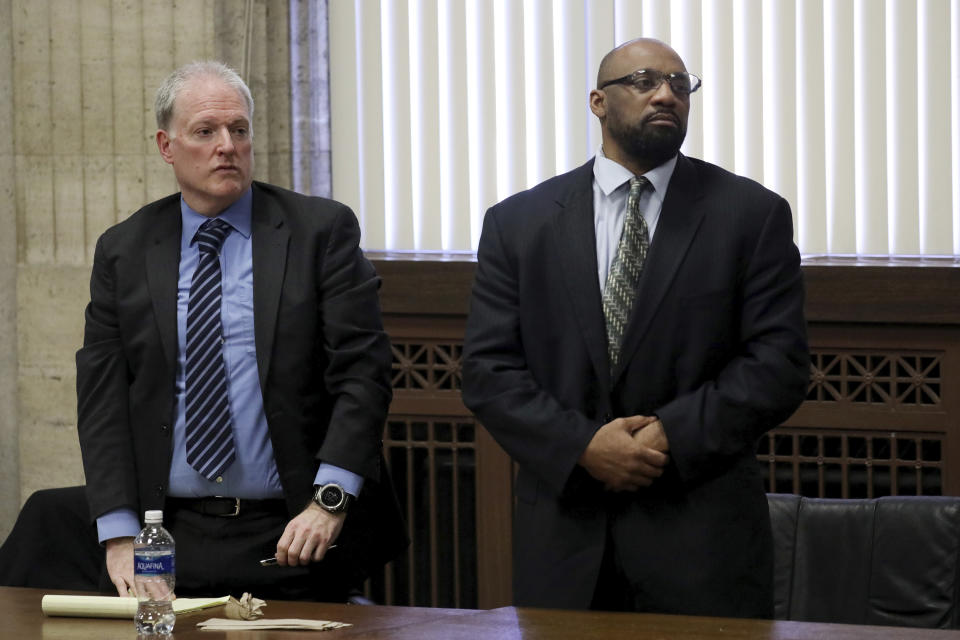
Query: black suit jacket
462 155 809 615
76 181 406 577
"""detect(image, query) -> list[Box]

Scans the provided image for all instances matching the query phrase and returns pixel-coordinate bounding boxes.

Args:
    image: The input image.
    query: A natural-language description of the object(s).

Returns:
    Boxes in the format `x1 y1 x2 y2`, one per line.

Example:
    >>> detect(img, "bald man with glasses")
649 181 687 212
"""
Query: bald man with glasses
463 38 809 616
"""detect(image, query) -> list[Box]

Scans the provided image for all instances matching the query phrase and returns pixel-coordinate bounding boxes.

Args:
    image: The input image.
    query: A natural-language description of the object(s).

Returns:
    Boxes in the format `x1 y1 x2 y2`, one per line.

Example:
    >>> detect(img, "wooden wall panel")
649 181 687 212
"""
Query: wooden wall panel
369 253 960 609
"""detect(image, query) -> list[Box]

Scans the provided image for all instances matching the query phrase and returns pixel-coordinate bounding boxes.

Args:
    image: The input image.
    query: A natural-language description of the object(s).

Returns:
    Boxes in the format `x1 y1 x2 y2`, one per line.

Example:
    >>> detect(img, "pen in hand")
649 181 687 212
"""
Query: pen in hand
260 545 337 566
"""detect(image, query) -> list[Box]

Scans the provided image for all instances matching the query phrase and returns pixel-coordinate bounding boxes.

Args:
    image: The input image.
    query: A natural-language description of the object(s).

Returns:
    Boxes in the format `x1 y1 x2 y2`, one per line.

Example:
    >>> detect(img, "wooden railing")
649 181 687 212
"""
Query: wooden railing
363 253 960 610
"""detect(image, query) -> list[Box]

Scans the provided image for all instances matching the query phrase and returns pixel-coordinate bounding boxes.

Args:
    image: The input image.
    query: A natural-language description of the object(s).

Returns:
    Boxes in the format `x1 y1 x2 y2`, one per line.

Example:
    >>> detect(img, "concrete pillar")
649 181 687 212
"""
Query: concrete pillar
0 0 20 543
290 0 331 197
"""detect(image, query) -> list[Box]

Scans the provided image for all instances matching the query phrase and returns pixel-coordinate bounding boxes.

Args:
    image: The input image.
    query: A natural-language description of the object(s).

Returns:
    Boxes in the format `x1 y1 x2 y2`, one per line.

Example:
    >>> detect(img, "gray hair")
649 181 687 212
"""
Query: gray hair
154 61 254 131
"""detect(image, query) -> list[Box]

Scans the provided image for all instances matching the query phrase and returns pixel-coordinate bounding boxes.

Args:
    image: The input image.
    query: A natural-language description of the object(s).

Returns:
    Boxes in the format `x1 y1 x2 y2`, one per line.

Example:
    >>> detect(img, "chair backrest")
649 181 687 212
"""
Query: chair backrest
0 486 103 591
768 493 960 629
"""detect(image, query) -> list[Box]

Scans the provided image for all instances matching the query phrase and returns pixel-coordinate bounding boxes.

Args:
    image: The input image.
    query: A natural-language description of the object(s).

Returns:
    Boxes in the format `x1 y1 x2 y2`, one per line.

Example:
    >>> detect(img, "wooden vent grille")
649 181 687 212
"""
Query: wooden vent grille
391 342 464 391
807 351 942 407
758 429 944 498
366 416 478 608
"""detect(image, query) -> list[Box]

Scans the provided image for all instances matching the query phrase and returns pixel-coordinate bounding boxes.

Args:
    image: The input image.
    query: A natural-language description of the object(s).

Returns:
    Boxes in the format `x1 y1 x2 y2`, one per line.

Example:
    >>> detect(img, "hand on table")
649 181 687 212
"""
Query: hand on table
105 537 135 597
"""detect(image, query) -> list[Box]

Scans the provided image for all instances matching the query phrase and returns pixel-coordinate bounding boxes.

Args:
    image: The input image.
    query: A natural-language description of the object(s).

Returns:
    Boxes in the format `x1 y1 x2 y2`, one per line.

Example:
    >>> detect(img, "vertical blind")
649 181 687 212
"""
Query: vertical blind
328 0 958 256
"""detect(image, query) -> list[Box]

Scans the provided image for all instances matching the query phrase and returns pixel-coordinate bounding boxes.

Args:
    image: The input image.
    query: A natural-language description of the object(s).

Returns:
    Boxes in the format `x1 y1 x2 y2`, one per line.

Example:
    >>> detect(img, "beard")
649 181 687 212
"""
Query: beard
608 110 687 167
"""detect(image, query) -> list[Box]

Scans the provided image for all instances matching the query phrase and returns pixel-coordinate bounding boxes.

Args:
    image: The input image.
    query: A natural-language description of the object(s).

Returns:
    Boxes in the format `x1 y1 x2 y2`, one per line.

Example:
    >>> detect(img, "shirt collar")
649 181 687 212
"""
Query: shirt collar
180 188 253 243
593 146 679 196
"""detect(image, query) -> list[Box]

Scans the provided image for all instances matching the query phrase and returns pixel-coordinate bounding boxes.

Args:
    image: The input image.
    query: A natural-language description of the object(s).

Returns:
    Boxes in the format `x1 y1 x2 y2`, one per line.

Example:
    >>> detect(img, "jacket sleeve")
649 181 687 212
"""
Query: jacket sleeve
462 207 599 495
656 196 810 485
76 234 140 522
314 205 393 481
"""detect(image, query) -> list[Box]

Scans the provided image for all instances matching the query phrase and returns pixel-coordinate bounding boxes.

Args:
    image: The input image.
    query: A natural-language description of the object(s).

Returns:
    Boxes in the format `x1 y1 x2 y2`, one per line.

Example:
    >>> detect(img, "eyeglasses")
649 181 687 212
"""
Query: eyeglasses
599 69 702 96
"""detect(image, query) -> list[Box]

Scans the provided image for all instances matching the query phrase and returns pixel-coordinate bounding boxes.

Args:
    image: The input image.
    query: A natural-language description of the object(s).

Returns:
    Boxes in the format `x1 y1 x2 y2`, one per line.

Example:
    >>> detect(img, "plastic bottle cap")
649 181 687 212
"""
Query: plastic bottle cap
144 510 164 523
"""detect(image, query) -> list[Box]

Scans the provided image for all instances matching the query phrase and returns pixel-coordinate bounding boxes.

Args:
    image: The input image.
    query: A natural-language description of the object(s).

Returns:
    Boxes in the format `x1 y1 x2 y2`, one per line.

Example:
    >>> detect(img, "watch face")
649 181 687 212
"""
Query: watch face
320 485 344 508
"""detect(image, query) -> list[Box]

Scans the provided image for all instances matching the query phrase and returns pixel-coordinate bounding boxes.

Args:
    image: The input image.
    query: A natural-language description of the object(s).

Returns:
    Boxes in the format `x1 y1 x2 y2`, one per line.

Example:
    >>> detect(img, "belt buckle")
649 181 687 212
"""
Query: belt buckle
214 496 241 517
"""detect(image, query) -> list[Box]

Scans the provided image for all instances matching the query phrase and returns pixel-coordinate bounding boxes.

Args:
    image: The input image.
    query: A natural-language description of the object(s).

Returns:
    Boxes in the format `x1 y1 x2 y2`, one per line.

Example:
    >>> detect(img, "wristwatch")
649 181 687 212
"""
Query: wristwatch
313 483 353 514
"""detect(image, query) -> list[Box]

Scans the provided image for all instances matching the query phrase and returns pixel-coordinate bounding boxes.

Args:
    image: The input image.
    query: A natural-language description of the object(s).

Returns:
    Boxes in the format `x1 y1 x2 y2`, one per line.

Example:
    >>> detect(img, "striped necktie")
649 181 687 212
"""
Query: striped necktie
602 176 651 373
185 218 236 481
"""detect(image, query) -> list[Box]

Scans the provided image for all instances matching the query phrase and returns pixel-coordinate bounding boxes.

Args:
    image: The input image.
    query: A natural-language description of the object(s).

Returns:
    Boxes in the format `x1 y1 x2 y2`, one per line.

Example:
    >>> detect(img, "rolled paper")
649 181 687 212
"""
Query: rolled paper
41 595 230 618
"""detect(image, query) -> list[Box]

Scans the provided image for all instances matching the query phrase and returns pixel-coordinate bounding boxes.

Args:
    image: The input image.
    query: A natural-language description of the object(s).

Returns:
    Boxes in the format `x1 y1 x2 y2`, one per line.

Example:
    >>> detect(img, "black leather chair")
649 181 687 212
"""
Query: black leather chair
768 493 960 629
0 486 105 591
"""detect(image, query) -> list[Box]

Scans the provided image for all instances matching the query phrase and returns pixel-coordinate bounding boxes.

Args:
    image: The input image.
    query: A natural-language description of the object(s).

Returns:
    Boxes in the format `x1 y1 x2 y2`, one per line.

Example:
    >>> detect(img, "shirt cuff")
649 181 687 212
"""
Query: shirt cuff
315 463 364 497
96 508 141 543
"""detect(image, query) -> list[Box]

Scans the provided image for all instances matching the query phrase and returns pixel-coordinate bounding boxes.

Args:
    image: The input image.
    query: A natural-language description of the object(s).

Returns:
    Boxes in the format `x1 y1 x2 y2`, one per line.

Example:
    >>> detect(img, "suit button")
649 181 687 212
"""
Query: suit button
155 484 164 496
160 424 170 435
603 413 612 423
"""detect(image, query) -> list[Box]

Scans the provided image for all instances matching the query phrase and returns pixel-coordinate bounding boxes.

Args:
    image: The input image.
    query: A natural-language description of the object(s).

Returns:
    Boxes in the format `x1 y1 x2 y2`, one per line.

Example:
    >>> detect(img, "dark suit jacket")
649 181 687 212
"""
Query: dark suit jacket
462 155 809 616
76 181 406 578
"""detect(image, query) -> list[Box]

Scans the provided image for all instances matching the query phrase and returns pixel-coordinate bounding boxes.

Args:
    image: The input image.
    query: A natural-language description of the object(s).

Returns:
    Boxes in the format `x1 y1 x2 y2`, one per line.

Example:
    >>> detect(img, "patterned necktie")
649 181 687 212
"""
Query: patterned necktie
185 218 236 481
602 176 651 373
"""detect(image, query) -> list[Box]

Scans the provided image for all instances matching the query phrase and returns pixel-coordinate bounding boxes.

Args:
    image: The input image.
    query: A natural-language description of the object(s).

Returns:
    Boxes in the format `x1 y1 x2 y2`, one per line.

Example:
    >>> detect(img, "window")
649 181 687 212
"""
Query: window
324 0 959 256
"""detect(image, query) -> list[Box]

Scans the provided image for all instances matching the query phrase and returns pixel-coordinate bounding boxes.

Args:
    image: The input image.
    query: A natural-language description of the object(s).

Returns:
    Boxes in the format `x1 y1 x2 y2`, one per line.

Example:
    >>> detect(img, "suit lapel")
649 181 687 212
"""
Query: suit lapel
616 155 706 378
552 160 611 391
145 203 182 371
251 184 290 392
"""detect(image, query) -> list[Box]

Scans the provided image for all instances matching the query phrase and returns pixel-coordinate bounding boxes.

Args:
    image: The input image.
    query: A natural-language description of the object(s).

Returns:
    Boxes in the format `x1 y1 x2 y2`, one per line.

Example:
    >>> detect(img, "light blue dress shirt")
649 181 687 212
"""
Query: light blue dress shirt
592 148 677 290
96 189 362 542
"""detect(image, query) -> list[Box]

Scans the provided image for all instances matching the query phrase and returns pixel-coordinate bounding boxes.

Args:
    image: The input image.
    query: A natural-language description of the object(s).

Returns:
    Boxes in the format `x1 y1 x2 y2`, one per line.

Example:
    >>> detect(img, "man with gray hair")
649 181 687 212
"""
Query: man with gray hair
76 61 405 601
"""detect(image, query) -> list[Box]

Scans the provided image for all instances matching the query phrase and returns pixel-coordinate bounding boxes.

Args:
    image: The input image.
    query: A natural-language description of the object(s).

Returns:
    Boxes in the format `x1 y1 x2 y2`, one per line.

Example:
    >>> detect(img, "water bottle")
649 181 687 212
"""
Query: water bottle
134 510 176 636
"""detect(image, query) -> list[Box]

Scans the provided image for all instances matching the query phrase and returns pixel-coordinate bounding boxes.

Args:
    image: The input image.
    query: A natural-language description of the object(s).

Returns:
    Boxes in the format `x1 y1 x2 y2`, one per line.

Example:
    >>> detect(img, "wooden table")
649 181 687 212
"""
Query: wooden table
8 587 960 639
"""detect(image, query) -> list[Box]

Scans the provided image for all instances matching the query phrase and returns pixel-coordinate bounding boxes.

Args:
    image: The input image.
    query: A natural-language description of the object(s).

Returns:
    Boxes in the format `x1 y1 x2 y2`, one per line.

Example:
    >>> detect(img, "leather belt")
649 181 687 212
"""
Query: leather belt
166 496 286 518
